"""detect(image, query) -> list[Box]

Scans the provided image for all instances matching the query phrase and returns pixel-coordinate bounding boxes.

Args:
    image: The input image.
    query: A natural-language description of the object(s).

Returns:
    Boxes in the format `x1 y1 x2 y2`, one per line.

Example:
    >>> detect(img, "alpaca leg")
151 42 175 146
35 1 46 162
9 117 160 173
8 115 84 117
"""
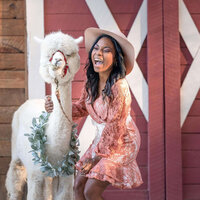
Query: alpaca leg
26 171 45 200
5 159 27 200
53 175 74 200
52 177 59 199
43 177 53 200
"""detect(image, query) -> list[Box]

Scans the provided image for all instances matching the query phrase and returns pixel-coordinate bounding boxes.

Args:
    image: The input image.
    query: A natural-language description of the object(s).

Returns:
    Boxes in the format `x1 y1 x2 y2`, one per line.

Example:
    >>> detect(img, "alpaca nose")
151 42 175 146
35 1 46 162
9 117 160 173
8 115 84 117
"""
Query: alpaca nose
55 58 62 65
55 58 62 62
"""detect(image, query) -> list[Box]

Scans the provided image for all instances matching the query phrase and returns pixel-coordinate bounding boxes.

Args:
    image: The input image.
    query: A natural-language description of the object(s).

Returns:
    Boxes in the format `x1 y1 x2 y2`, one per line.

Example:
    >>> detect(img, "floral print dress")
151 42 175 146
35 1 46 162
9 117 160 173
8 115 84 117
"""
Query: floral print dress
72 78 143 189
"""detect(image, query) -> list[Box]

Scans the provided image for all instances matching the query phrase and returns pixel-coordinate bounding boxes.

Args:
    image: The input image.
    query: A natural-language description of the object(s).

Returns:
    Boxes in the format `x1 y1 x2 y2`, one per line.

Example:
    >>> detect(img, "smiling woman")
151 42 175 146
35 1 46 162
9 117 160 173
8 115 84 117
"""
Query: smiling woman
72 29 143 200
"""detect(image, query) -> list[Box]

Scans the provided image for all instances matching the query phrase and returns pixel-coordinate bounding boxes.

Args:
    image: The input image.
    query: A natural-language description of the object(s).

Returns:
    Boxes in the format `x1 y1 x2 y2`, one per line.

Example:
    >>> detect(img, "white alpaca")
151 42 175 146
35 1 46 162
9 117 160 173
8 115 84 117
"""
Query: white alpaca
5 31 83 200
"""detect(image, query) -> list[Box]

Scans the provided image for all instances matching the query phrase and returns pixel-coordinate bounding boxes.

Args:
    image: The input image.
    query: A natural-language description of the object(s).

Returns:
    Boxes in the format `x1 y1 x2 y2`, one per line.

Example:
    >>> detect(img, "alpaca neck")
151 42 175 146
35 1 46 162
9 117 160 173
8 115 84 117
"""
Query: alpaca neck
45 81 72 162
51 81 72 123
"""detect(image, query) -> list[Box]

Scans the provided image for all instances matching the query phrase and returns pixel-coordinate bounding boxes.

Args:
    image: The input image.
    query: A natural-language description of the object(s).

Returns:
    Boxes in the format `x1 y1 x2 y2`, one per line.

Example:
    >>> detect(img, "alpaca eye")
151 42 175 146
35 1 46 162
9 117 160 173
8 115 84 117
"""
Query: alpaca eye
66 52 76 57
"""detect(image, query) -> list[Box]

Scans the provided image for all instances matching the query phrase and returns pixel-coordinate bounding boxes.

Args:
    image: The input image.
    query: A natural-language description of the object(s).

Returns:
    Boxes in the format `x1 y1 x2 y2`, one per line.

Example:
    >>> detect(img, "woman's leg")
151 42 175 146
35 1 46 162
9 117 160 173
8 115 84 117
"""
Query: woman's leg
74 171 88 200
84 178 110 200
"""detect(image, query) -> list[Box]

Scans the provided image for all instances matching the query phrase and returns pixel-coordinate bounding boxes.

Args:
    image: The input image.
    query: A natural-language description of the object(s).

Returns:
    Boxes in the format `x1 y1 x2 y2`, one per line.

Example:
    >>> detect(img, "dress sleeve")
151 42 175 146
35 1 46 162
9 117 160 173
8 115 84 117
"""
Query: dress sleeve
95 80 130 157
72 87 88 121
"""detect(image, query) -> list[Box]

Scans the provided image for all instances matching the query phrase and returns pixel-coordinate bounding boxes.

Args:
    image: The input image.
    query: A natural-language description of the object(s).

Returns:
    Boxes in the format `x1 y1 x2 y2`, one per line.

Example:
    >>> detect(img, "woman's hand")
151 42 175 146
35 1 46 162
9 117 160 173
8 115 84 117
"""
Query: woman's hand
81 162 92 175
45 95 54 113
81 156 101 175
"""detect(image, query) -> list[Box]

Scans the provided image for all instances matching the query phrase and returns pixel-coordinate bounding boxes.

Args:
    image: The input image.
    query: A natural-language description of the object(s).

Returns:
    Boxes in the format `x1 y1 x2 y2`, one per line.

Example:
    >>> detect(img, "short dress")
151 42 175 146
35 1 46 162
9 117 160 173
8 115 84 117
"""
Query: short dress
72 78 143 189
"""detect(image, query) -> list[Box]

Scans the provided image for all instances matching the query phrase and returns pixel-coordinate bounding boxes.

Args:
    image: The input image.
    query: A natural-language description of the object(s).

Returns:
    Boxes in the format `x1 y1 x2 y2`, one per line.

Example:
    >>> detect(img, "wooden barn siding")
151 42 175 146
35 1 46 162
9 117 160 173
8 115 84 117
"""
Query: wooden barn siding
44 0 148 199
0 0 26 198
164 0 182 199
147 0 165 199
181 1 200 199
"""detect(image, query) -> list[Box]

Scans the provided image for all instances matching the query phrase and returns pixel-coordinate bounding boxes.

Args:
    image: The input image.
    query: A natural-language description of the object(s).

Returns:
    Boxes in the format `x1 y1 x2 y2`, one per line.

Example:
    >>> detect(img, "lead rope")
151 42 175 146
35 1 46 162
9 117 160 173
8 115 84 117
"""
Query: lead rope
54 78 78 178
54 78 73 125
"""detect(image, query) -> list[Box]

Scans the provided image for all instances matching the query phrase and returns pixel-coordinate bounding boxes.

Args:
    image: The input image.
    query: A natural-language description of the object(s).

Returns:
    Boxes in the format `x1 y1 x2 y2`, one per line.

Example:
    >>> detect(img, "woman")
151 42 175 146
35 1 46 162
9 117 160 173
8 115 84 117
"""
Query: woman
45 27 143 200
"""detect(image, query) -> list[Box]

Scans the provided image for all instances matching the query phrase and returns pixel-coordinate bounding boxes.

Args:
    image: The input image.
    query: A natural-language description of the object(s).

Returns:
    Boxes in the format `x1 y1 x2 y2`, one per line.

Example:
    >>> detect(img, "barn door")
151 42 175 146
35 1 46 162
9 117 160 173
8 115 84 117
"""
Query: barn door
148 0 200 199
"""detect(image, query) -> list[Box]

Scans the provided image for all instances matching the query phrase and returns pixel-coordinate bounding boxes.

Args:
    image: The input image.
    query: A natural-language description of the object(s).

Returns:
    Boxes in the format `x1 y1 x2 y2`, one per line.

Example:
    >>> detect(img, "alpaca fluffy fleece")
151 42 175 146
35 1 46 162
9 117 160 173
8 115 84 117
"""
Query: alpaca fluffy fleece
6 31 83 200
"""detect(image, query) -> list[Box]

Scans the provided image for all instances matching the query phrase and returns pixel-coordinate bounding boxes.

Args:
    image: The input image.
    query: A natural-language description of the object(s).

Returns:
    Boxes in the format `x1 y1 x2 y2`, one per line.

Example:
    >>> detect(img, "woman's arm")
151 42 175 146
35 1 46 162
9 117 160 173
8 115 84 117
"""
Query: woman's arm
44 88 89 120
72 87 88 121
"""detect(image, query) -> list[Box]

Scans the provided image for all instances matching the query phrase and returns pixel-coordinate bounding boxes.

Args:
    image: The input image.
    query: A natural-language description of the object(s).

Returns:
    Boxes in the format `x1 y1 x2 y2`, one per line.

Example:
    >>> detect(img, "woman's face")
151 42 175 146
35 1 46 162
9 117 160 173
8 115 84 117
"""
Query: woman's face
91 37 116 74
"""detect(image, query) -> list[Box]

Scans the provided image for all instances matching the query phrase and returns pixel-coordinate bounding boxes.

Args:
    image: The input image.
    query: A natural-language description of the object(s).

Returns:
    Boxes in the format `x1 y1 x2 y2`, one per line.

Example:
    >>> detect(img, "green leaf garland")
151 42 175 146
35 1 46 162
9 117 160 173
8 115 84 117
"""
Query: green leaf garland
24 111 80 177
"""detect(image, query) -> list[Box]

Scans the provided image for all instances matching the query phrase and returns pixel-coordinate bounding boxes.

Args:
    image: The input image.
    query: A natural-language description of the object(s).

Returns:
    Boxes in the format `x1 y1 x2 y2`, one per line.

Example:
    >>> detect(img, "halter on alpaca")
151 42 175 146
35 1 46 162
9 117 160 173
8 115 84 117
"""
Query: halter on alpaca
49 50 69 78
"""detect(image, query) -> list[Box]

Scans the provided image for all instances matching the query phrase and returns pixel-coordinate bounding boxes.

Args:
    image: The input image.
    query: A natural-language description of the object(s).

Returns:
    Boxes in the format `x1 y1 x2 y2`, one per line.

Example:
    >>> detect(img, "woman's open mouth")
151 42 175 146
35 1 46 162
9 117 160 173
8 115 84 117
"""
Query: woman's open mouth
94 58 103 66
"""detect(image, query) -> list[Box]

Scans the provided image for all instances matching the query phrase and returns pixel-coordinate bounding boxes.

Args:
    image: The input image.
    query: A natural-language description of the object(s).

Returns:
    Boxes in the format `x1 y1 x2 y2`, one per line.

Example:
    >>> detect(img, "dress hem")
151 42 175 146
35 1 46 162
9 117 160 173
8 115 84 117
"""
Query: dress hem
76 167 143 189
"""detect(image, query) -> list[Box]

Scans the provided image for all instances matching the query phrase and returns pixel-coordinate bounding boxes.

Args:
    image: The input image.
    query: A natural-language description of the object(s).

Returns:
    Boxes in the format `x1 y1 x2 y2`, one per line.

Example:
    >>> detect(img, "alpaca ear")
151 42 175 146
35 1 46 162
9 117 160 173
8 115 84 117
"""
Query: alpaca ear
34 36 43 44
75 36 83 44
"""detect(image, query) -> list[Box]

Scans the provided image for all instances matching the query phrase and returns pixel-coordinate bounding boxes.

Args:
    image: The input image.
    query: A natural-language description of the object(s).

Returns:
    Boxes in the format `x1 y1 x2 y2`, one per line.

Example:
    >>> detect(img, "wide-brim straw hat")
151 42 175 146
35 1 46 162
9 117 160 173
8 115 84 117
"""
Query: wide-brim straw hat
84 27 135 75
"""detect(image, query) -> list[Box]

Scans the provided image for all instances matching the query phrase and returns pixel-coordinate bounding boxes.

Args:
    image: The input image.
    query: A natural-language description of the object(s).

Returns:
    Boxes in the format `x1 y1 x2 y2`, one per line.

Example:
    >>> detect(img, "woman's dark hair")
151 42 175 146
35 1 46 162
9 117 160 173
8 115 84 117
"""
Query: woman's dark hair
85 34 126 104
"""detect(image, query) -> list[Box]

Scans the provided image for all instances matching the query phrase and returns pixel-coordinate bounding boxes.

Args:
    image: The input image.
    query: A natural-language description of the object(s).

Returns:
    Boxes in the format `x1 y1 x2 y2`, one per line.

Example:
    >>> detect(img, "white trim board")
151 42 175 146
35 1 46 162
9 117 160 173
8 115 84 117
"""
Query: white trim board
26 0 45 99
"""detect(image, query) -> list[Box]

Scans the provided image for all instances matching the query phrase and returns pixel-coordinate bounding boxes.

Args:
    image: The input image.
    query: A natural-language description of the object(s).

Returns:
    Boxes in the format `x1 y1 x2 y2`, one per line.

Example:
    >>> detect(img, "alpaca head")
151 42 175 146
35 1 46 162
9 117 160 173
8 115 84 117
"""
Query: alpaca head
38 31 83 85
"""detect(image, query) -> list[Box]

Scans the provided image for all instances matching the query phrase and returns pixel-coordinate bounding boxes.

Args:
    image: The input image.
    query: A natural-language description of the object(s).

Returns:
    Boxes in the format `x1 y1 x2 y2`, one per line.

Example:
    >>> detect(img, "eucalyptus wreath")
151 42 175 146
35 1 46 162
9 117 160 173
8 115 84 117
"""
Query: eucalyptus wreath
24 111 80 177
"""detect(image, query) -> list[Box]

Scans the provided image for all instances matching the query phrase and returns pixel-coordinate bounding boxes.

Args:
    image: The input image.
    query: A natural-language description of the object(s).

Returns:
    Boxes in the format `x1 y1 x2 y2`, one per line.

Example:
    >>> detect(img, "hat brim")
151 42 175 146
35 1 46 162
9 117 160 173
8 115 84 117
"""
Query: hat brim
84 27 135 75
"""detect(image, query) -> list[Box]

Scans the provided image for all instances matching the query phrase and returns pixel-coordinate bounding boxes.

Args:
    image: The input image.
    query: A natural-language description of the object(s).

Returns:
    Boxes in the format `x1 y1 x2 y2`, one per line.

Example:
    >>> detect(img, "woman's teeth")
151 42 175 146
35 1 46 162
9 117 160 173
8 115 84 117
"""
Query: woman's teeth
96 61 103 65
94 59 103 65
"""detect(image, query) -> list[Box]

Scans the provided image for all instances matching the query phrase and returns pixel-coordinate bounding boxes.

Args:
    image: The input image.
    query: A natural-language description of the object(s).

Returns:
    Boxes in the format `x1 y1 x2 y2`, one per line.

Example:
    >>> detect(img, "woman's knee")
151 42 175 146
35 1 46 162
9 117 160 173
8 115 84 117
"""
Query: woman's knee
84 179 108 200
84 186 95 200
74 179 84 193
74 174 87 194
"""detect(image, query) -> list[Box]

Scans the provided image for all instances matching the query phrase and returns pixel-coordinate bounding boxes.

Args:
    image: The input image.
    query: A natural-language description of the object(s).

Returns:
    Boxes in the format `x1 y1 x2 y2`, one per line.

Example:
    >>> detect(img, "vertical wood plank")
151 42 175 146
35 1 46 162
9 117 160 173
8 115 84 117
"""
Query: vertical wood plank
163 0 182 199
24 0 28 100
0 175 7 200
147 0 165 199
0 0 27 198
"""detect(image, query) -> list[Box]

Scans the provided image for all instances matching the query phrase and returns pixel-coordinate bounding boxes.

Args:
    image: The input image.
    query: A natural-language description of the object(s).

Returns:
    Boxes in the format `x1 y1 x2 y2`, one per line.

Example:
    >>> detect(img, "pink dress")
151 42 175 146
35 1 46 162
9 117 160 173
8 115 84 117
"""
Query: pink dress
72 78 143 189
